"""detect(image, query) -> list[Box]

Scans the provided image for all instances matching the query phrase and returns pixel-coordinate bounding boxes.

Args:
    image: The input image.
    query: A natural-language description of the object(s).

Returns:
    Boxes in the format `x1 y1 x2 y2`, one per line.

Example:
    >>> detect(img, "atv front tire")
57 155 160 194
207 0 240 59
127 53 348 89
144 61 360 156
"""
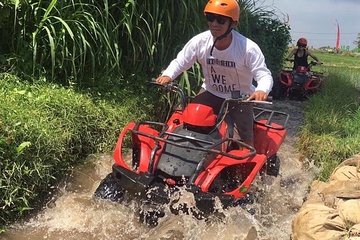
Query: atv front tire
94 173 125 202
265 155 280 177
139 208 165 227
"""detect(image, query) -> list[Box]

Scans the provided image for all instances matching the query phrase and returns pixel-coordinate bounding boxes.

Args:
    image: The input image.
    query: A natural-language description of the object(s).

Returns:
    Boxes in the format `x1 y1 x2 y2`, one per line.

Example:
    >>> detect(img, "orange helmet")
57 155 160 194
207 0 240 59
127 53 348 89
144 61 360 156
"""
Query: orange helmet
297 38 308 46
204 0 240 22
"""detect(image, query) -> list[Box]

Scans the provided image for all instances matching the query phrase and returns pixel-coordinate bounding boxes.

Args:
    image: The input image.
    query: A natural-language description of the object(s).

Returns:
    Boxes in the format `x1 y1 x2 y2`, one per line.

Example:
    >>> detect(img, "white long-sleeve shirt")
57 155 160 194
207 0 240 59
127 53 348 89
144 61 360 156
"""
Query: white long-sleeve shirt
162 30 273 99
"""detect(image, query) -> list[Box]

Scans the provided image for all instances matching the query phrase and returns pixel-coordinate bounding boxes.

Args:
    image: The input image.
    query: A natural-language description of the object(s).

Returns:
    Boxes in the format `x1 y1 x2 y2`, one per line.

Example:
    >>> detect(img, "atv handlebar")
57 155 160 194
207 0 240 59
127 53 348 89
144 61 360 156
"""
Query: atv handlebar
230 90 272 104
149 80 183 93
216 92 273 125
151 81 272 105
286 59 323 66
150 80 187 110
309 60 323 66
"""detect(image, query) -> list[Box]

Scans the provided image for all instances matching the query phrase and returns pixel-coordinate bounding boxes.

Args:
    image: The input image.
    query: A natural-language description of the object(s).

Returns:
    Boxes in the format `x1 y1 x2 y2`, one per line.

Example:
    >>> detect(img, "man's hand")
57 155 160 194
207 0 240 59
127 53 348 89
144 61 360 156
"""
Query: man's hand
156 75 172 85
247 90 268 101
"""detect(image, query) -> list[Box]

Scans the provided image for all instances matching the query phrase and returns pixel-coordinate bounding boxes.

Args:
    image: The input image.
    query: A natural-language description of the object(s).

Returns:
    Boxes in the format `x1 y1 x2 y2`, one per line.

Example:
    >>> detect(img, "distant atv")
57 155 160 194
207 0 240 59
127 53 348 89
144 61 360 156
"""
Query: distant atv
278 60 324 100
94 82 289 225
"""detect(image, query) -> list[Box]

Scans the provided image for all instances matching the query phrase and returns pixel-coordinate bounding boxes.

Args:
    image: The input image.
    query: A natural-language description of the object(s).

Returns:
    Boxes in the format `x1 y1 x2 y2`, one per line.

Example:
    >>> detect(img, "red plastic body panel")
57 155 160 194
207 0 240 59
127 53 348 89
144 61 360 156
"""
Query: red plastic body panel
279 68 323 96
279 71 293 87
111 103 287 201
113 122 162 173
296 66 309 73
253 120 287 156
304 76 322 90
183 103 217 127
195 151 267 199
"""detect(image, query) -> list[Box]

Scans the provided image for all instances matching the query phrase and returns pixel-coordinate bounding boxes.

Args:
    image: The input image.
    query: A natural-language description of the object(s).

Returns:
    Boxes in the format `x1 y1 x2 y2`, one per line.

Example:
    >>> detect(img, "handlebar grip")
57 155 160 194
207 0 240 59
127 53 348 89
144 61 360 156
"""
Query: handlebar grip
148 80 162 86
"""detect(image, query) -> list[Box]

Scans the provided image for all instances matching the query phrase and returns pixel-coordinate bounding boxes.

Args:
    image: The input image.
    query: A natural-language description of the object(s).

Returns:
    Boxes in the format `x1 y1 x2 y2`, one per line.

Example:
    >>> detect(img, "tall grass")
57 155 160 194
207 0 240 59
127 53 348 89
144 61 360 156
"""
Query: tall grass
0 0 290 88
1 0 123 84
298 53 360 180
0 72 153 227
0 0 206 85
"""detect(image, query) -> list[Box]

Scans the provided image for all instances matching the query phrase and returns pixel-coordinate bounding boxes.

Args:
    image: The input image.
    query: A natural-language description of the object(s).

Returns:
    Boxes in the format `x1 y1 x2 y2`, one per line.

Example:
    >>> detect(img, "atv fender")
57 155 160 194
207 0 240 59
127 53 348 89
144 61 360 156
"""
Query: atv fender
195 151 267 199
113 122 161 172
305 76 322 90
279 71 293 87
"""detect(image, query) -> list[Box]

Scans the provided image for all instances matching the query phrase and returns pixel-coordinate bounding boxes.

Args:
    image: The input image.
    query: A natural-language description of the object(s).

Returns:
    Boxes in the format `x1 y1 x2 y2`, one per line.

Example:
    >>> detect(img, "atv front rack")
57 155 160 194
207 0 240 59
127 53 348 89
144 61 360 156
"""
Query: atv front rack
253 107 289 130
216 95 289 129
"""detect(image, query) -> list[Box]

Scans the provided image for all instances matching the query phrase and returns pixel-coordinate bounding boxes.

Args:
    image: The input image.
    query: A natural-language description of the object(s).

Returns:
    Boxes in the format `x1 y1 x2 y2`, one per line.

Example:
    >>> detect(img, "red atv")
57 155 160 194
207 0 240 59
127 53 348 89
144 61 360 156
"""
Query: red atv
278 60 324 100
94 82 289 225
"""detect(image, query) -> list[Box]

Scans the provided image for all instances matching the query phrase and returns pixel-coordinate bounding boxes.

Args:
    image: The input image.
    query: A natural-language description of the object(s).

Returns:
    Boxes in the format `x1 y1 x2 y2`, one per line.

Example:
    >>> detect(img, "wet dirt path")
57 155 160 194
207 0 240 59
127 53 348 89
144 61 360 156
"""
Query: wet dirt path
1 100 317 240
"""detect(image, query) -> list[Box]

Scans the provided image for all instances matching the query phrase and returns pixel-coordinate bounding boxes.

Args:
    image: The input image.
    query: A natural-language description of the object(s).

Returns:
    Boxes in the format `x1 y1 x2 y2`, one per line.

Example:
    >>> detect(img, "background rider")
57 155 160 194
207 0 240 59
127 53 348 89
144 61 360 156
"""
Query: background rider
286 37 322 70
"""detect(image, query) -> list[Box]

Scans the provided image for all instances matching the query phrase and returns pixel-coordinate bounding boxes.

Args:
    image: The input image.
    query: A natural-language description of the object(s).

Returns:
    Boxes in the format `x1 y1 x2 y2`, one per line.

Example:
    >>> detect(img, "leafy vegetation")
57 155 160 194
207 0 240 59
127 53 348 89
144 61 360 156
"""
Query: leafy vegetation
237 0 291 75
0 73 154 227
0 0 207 85
0 0 290 87
298 52 360 180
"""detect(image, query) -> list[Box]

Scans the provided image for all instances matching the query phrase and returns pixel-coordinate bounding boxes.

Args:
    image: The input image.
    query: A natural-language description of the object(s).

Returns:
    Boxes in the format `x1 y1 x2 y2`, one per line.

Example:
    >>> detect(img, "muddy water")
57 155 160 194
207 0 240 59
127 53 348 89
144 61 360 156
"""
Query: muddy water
1 100 317 240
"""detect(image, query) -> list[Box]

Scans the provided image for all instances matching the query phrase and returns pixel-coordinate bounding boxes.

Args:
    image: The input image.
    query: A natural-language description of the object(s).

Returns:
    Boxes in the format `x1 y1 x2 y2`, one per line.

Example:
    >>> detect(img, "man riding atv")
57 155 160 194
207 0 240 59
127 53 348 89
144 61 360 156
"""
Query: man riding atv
156 0 273 146
94 0 289 227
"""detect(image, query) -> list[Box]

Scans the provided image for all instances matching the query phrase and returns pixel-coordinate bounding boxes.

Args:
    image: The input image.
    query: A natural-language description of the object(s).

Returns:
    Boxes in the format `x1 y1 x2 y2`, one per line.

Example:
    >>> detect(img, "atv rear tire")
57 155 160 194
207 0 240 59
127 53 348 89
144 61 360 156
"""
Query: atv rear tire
94 173 125 202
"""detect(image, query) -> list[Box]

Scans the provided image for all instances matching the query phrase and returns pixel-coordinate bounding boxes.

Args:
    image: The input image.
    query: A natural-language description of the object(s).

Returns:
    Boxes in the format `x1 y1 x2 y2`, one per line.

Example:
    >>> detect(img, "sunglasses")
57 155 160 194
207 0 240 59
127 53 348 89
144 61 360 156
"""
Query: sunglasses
206 14 229 25
298 45 307 48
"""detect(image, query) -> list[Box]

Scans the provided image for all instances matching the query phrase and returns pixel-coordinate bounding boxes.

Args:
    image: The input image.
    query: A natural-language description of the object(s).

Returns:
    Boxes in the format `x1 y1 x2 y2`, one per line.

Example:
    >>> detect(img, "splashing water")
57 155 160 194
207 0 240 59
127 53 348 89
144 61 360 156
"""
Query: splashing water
2 151 315 240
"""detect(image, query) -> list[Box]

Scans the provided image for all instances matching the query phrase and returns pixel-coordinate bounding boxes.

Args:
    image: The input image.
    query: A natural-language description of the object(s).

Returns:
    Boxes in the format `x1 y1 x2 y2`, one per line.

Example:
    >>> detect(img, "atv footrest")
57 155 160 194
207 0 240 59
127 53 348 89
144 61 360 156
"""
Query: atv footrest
187 185 235 214
112 165 170 204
